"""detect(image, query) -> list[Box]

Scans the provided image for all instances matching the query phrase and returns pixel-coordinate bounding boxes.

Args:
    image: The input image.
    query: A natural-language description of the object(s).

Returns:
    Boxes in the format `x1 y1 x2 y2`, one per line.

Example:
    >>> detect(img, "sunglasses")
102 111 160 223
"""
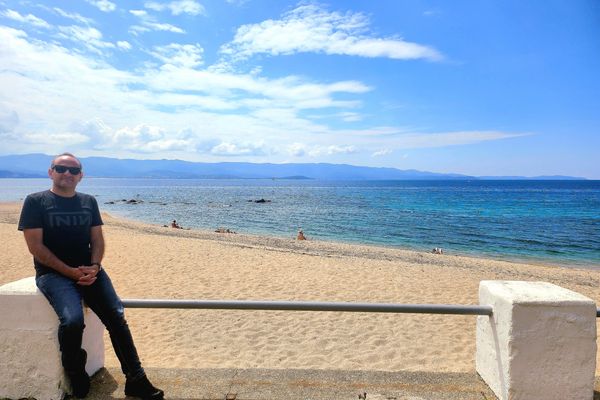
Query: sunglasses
52 165 82 175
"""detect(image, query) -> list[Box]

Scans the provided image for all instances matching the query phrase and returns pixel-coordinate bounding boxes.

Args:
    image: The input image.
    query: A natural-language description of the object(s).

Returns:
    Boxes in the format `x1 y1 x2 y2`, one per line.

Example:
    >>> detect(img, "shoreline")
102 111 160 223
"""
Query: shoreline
96 204 600 271
107 209 596 272
2 178 599 270
3 199 598 271
2 201 600 374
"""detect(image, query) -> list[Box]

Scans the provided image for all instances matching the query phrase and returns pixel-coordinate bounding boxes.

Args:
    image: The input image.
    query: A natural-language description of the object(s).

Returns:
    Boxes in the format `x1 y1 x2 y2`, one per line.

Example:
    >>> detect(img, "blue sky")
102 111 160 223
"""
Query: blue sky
0 0 598 178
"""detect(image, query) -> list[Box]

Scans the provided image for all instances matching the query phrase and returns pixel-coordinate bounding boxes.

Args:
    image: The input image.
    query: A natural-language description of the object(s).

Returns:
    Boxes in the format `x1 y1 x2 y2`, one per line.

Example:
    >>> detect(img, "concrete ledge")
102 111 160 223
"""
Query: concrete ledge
0 277 105 400
476 280 597 400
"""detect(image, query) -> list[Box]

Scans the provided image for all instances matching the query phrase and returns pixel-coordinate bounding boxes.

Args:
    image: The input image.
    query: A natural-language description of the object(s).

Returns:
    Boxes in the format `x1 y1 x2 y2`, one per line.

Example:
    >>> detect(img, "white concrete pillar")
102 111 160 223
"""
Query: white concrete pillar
0 277 105 400
476 280 597 400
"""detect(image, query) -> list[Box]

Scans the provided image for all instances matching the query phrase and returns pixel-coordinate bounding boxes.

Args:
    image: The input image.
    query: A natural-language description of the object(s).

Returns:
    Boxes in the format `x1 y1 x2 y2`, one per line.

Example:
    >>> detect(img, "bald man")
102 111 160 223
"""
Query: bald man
18 153 163 399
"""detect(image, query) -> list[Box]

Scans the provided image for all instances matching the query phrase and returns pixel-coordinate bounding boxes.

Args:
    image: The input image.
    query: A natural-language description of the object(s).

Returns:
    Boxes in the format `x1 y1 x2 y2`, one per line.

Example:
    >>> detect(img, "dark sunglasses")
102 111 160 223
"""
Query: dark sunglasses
52 165 82 175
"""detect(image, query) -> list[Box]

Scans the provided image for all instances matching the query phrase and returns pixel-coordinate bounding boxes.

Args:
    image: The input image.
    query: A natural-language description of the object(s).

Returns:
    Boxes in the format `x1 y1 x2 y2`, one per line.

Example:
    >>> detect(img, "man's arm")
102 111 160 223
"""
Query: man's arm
75 225 104 286
90 225 105 267
22 228 82 281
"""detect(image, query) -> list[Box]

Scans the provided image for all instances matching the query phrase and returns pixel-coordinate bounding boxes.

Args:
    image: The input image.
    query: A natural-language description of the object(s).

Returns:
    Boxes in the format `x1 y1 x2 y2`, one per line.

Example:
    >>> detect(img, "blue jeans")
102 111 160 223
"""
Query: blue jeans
36 269 144 380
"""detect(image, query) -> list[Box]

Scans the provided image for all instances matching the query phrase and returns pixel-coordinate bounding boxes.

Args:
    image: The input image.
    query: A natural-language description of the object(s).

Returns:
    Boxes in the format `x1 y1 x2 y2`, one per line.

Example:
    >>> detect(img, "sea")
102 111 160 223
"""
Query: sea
1 178 599 269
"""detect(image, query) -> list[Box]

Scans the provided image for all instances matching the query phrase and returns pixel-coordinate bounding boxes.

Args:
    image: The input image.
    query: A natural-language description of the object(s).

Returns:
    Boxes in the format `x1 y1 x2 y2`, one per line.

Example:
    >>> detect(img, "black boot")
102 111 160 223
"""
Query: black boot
125 374 164 400
63 349 90 398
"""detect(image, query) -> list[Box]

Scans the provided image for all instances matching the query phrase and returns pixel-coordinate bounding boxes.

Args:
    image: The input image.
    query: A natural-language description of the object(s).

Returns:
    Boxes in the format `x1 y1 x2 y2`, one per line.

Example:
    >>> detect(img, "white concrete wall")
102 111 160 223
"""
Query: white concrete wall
0 277 105 400
476 280 597 400
2 277 598 400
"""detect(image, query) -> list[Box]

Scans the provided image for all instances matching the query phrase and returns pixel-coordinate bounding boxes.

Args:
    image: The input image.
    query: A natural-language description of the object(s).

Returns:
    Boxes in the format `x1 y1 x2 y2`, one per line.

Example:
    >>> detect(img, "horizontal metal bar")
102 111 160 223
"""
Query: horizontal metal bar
121 299 493 316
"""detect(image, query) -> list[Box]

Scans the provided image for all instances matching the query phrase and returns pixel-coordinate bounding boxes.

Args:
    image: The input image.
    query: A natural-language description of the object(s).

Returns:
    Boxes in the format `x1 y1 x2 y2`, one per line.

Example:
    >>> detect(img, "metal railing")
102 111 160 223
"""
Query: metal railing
122 300 600 317
122 299 494 316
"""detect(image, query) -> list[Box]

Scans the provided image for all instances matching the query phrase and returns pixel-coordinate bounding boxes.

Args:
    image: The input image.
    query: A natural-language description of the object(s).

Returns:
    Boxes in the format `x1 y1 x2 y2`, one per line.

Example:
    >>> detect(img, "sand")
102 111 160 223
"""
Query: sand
2 201 600 374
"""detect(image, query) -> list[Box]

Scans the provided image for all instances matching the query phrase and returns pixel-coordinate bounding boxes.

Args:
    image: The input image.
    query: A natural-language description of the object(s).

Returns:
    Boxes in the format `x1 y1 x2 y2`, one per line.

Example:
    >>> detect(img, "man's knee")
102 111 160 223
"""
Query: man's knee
102 304 128 328
60 315 85 333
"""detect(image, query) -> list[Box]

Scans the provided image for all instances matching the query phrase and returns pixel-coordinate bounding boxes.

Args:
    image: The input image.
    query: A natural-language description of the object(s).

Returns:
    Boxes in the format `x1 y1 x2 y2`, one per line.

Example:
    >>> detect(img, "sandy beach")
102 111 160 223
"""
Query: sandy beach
2 201 599 375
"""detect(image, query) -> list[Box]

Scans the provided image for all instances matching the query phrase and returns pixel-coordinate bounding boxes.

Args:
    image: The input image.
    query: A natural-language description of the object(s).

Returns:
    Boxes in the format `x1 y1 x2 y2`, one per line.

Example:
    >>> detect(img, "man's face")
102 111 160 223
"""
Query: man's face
48 155 83 191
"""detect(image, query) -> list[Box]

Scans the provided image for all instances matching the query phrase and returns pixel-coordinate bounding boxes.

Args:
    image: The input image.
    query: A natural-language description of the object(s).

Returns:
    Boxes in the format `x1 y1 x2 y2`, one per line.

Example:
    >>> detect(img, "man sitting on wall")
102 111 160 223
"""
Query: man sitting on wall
18 152 164 399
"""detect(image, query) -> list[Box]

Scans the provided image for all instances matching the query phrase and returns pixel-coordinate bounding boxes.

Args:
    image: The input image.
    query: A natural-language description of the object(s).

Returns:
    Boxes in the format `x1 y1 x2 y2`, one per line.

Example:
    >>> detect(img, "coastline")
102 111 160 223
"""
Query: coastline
85 202 600 271
2 178 599 269
2 200 600 374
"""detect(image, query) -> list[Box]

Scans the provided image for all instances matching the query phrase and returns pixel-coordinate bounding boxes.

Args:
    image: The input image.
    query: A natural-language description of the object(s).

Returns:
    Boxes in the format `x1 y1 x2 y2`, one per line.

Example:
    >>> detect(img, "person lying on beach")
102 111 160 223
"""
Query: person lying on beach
18 152 164 400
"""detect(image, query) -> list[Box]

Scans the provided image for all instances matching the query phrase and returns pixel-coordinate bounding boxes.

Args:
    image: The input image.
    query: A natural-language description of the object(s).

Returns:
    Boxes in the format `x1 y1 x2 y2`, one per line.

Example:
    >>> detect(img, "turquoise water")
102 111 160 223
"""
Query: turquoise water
2 179 599 268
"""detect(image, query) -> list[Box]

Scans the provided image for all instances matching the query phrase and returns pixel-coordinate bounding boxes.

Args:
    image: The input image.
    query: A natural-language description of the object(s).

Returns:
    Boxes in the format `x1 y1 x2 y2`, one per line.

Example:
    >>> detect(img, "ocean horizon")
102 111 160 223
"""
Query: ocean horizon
1 178 599 269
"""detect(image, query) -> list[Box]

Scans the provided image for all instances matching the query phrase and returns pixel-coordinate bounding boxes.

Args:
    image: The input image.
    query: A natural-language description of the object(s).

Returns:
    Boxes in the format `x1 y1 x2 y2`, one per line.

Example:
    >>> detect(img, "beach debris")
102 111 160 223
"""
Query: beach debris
215 227 237 234
249 198 271 203
432 247 444 254
358 392 367 399
297 229 307 240
224 393 237 400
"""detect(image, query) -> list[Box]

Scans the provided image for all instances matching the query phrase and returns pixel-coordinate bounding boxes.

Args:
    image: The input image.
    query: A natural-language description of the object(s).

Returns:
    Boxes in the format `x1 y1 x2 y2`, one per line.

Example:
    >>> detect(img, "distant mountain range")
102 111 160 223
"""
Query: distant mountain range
0 153 587 180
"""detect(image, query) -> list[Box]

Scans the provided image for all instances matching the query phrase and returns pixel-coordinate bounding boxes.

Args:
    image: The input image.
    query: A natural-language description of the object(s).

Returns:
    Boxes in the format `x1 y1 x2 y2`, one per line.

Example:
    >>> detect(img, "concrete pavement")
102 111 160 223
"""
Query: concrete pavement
83 367 500 400
76 367 600 400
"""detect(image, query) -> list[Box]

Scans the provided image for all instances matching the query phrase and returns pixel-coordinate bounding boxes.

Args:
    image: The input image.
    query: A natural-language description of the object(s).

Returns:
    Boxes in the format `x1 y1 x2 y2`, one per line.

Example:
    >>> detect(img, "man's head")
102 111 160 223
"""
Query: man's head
48 152 83 195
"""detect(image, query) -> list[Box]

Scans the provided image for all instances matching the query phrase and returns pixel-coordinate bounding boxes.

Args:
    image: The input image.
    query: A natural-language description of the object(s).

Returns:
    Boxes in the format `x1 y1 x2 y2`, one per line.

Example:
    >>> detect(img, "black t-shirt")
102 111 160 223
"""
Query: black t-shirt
18 190 103 276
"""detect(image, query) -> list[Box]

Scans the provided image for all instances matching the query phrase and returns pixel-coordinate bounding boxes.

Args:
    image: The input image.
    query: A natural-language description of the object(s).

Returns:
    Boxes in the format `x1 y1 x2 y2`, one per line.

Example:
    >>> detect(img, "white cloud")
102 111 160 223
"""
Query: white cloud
307 145 357 157
129 9 185 34
86 0 116 12
341 126 408 137
130 22 185 35
423 9 442 17
52 7 94 25
117 41 132 50
0 25 522 162
139 66 370 111
340 128 528 150
22 130 89 145
221 3 442 61
150 43 204 68
71 118 112 143
0 26 134 152
0 25 366 123
111 124 192 152
394 130 528 148
145 0 205 16
287 142 307 157
372 148 392 157
210 141 269 156
1 9 51 29
78 121 195 153
326 145 356 155
151 92 237 110
58 25 102 41
338 112 362 122
130 10 148 17
57 26 116 53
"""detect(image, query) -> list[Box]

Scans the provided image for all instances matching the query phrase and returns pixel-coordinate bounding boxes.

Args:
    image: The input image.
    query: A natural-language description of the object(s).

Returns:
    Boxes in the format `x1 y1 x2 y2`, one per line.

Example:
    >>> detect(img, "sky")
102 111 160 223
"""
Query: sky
0 1 599 178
